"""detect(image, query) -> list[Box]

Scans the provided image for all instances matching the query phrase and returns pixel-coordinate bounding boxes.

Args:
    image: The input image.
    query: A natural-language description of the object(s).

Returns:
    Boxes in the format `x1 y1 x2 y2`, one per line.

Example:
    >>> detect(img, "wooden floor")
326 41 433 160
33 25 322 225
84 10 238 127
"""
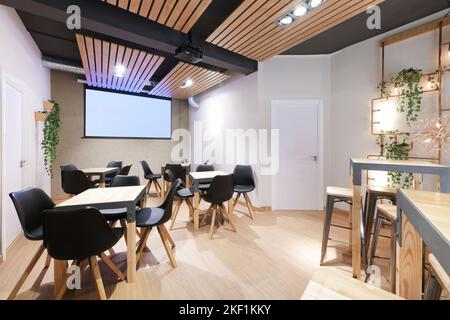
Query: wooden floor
0 194 394 300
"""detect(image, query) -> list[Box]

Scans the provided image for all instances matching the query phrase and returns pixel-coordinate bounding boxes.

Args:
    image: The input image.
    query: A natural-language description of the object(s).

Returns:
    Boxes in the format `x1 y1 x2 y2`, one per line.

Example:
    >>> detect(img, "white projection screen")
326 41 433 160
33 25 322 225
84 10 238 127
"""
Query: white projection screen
85 88 172 139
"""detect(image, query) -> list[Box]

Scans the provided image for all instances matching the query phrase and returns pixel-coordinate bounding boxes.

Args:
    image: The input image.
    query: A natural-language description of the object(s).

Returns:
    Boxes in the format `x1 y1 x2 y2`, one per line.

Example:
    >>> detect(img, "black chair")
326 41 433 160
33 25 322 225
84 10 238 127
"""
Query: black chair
141 160 162 197
60 164 78 172
196 164 215 191
202 174 237 240
232 165 256 220
106 161 122 176
135 177 181 268
164 170 195 230
43 207 125 300
105 164 132 187
7 188 55 300
61 170 97 196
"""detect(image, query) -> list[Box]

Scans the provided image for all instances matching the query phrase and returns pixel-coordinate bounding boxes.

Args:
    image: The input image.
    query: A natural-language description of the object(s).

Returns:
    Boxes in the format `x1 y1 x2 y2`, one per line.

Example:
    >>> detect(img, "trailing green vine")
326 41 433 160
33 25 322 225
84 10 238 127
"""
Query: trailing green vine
378 68 423 126
376 131 413 188
42 100 61 177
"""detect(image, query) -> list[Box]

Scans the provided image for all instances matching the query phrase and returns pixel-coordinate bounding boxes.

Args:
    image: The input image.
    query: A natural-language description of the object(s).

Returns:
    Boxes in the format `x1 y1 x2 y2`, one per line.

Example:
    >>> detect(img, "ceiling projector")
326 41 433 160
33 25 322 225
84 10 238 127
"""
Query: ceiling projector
175 43 203 64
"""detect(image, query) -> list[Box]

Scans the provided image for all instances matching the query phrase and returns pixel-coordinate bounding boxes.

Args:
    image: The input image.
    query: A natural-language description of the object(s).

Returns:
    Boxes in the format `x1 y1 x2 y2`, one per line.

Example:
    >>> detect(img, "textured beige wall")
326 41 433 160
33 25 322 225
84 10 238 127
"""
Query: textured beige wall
50 70 189 197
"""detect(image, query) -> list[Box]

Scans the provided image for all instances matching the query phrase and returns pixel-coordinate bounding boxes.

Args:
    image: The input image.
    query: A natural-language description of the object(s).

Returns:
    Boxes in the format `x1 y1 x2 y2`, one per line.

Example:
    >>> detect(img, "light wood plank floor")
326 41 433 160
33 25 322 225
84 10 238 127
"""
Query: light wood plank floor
0 194 393 300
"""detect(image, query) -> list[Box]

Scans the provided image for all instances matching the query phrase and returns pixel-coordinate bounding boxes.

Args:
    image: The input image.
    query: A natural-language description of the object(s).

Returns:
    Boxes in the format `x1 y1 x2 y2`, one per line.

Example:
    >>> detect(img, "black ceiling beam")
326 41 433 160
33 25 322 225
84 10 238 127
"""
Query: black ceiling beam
1 0 257 75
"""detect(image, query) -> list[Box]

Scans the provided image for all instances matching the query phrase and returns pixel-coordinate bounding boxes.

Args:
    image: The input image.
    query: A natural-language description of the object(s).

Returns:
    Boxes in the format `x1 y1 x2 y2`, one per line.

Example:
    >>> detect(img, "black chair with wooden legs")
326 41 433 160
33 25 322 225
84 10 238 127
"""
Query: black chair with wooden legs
196 164 215 191
164 170 195 230
7 188 56 300
100 175 141 241
135 177 181 268
201 174 237 240
232 165 256 220
61 170 97 196
43 207 125 300
105 164 132 187
141 160 162 197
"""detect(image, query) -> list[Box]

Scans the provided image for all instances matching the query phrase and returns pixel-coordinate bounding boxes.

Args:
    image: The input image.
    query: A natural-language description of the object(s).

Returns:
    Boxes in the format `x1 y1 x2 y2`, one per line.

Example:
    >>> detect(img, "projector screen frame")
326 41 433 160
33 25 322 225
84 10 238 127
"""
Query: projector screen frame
83 86 173 140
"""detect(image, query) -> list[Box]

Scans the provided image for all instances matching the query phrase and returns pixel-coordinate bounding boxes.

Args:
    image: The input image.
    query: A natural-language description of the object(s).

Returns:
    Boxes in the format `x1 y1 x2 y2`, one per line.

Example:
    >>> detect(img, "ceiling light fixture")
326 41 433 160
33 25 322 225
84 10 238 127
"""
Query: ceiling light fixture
278 15 294 27
293 5 308 17
114 64 126 77
310 0 324 8
180 79 193 89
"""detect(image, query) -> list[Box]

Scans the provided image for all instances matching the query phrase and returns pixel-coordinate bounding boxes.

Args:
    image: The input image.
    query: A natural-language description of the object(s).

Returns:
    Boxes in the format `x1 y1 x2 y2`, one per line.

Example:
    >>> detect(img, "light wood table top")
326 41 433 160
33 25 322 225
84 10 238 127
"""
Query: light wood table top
57 186 145 210
82 167 119 175
301 268 403 300
190 171 228 183
398 189 450 277
350 158 445 167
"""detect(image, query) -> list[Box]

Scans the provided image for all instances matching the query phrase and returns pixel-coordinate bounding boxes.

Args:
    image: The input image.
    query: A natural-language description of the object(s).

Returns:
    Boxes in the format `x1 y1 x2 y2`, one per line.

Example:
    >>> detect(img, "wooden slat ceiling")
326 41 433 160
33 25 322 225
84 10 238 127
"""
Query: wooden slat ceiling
99 0 212 33
76 34 165 93
149 62 230 99
207 0 384 61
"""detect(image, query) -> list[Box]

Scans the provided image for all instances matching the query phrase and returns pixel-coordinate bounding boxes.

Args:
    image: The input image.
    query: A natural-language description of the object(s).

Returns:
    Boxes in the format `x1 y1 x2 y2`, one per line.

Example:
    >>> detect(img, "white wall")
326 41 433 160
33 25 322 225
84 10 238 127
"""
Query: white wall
0 6 51 253
190 10 449 208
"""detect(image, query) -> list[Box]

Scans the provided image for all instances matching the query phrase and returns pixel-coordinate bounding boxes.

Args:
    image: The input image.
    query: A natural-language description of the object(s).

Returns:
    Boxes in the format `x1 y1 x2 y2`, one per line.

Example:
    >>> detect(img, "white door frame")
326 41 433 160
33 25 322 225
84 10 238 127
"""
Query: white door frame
0 70 25 257
271 99 324 210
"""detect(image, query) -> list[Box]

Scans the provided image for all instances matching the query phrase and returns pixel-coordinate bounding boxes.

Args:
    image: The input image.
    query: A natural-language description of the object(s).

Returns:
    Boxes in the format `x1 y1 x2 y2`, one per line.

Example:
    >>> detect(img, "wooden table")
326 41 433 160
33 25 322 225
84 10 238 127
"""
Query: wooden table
396 189 450 299
189 171 229 233
54 185 146 297
82 167 119 188
349 158 450 279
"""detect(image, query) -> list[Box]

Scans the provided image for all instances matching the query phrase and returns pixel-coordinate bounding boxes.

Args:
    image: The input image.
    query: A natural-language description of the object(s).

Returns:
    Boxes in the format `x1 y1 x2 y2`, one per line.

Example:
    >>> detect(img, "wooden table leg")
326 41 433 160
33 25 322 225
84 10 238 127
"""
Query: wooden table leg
396 214 423 299
99 174 106 188
227 200 237 232
54 260 68 299
352 184 362 279
193 191 200 233
127 222 136 282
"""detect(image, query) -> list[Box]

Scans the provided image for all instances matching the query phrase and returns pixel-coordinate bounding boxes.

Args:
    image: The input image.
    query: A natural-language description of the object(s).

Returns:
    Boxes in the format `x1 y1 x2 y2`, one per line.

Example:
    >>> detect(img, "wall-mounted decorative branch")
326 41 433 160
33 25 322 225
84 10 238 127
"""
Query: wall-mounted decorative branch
41 100 61 177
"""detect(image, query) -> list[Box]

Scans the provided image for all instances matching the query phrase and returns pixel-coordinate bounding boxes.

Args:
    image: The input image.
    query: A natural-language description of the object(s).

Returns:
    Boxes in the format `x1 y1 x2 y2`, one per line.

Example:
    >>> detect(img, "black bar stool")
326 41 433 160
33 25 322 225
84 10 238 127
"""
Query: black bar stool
363 186 397 253
365 204 397 293
320 186 361 265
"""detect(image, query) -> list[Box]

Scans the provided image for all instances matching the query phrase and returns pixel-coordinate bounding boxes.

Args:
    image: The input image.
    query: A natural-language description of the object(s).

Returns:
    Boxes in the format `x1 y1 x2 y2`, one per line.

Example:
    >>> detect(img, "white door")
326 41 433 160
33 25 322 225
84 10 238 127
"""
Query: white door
271 100 320 210
2 81 24 253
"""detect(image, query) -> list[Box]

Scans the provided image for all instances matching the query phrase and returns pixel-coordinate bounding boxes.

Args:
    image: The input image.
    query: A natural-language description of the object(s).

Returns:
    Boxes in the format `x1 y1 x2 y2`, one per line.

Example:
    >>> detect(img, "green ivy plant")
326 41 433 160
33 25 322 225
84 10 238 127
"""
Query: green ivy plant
42 100 61 177
378 68 424 126
377 132 413 188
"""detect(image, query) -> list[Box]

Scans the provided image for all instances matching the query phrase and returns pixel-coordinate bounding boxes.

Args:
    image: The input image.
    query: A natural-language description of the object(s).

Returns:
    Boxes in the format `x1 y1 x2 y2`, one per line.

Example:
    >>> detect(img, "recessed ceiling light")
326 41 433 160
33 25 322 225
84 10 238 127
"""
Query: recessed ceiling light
114 64 126 77
293 5 308 17
310 0 324 8
279 15 294 27
180 79 193 89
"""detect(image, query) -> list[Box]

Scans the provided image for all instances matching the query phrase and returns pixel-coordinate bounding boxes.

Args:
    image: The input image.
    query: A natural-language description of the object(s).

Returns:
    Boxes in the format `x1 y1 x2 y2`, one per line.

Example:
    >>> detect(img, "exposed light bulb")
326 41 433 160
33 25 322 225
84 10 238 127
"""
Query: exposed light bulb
279 16 293 26
293 6 308 17
310 0 324 8
114 64 126 77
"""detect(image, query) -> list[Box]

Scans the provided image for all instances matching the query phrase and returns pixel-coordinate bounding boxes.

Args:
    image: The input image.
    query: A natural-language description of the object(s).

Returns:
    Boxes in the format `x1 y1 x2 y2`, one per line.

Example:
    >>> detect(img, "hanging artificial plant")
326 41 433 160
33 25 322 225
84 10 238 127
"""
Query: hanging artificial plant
378 68 424 126
42 100 61 177
377 132 413 188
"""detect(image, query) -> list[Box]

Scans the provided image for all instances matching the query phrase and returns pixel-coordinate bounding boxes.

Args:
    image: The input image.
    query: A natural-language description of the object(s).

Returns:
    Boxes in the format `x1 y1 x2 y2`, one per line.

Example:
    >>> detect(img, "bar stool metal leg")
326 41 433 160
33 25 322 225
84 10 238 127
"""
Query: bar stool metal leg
367 215 382 270
320 195 335 265
424 271 443 300
389 220 397 293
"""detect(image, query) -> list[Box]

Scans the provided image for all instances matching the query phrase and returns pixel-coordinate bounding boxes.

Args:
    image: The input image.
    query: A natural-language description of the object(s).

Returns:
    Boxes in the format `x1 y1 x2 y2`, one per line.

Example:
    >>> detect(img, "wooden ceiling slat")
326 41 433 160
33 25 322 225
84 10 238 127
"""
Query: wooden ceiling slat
166 0 189 28
129 0 142 13
75 34 92 85
180 0 212 33
226 0 302 51
206 0 384 61
149 0 165 21
118 0 130 10
123 50 147 91
106 0 118 5
139 0 153 17
173 0 201 30
107 43 118 88
206 0 255 43
158 0 177 25
84 36 97 85
238 0 346 57
212 0 268 47
76 34 166 93
102 41 110 88
150 62 230 99
255 0 378 60
112 45 125 89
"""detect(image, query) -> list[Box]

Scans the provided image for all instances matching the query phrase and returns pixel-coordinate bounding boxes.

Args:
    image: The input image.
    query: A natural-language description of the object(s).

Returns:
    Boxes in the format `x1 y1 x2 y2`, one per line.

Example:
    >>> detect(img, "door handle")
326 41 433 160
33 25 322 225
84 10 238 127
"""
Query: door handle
310 156 318 162
20 160 26 168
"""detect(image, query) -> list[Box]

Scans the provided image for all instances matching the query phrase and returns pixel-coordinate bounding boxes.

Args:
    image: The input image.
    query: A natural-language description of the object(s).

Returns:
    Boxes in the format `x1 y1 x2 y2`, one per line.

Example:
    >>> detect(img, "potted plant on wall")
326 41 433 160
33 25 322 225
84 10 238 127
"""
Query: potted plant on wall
41 100 61 177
